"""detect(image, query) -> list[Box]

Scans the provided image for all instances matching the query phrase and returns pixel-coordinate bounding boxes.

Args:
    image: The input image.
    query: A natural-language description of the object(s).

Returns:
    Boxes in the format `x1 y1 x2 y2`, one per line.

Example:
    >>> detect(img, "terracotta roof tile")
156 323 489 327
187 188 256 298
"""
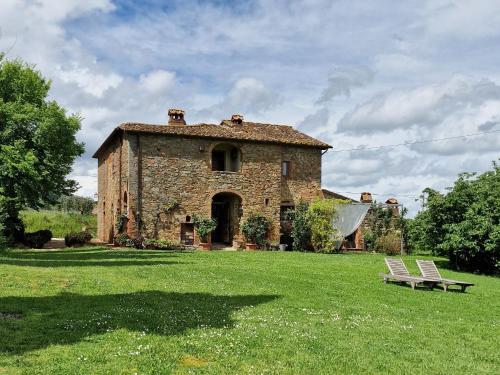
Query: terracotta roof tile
93 121 331 158
119 121 332 149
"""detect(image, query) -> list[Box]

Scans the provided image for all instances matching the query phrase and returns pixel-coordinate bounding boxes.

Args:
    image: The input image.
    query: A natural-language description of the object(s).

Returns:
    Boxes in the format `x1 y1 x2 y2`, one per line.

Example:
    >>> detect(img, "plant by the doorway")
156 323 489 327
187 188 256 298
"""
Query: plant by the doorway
242 213 271 250
115 213 128 234
193 215 217 251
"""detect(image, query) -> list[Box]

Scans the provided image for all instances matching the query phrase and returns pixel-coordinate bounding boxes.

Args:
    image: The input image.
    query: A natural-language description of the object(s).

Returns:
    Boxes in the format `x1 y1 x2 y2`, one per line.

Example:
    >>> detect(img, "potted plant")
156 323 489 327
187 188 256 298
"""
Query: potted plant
193 215 217 251
241 213 271 250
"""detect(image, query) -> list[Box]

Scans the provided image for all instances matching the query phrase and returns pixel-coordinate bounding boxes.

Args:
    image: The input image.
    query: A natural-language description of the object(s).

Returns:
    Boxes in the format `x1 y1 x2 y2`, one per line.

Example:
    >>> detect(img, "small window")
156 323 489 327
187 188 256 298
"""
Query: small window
211 143 241 172
282 161 291 177
212 150 226 171
264 198 270 206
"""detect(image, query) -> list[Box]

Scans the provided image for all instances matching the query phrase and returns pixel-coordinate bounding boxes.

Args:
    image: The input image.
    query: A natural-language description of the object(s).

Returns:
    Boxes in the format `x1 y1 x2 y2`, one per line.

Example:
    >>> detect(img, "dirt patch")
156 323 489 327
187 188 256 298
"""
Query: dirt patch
179 355 210 367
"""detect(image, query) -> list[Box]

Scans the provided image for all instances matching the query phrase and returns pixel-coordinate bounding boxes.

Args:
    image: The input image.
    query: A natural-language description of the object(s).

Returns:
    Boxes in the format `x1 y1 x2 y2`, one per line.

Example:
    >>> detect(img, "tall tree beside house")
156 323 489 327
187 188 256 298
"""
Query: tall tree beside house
0 55 84 241
407 161 500 274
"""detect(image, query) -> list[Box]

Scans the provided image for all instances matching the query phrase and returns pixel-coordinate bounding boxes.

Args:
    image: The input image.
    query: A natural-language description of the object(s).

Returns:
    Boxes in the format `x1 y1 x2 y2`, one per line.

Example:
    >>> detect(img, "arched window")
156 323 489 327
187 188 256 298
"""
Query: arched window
123 191 128 214
211 143 241 172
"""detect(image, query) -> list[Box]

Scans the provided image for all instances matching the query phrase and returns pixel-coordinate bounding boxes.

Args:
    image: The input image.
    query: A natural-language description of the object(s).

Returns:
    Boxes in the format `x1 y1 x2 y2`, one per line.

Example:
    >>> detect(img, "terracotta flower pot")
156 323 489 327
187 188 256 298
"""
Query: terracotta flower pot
245 243 257 251
199 242 211 251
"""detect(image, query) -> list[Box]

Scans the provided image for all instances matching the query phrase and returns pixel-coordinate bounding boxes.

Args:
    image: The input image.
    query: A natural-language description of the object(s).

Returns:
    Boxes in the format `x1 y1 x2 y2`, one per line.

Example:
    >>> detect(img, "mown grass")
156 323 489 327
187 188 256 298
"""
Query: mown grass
0 248 498 374
20 210 97 237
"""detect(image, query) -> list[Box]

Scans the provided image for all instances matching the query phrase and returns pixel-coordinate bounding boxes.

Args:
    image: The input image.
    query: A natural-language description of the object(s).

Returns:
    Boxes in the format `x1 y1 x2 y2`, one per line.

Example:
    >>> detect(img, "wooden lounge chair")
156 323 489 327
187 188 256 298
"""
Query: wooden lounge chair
416 260 474 292
380 258 437 290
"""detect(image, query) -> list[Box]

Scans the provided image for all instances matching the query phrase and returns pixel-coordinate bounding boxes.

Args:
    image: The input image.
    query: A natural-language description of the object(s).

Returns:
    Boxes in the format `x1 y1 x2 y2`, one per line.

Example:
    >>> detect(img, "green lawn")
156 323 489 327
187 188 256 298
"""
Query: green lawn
20 210 97 238
0 248 499 374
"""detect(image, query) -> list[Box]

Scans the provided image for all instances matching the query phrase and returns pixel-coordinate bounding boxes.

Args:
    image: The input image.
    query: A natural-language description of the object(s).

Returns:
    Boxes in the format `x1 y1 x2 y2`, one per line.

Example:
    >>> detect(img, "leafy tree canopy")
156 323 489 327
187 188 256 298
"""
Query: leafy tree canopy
0 55 84 240
407 161 500 274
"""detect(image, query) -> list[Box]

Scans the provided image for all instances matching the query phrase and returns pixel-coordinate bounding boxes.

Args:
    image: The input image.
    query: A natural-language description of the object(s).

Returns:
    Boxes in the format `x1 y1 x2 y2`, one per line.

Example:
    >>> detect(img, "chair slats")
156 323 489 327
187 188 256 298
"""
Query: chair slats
385 258 410 276
416 260 441 279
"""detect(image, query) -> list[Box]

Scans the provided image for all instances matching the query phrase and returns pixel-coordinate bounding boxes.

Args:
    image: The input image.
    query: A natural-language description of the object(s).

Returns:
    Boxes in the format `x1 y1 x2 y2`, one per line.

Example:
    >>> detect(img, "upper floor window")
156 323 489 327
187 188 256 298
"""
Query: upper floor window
282 161 291 177
211 143 241 172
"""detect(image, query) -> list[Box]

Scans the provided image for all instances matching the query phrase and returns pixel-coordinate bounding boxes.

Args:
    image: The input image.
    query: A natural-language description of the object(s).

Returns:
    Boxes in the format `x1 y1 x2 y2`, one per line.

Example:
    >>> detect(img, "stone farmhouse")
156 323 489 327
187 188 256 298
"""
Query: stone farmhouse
93 109 332 248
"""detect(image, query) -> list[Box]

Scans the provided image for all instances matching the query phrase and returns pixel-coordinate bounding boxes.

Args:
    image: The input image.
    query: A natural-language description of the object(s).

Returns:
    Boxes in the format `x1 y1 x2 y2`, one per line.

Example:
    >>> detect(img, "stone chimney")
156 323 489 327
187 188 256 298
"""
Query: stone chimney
360 192 373 203
231 114 243 125
385 197 399 216
168 109 186 125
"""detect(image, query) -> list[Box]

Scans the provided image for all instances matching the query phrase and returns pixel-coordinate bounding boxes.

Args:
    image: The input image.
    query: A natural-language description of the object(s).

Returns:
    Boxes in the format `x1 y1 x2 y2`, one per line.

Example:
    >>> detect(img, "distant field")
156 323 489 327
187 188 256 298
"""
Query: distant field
0 249 498 374
20 210 97 237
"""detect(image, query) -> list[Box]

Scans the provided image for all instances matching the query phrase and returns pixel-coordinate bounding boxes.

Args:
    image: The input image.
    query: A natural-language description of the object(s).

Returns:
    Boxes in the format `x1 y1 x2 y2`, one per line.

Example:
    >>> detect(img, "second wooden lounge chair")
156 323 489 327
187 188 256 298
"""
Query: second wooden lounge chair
380 258 437 290
416 260 474 292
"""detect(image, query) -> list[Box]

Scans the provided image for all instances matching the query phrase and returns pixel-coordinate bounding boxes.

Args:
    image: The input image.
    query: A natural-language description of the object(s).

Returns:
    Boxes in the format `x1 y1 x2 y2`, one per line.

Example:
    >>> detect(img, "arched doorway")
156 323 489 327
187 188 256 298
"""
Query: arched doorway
211 192 242 245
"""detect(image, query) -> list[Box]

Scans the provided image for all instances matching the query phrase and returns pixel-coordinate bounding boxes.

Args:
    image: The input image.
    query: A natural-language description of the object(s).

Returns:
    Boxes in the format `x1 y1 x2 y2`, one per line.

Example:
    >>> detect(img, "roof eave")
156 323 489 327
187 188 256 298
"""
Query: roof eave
119 126 332 150
92 127 123 159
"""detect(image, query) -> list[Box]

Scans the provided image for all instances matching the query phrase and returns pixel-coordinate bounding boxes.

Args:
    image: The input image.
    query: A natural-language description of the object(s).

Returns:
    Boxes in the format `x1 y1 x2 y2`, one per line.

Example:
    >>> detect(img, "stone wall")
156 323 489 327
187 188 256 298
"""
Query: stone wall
97 134 127 243
97 132 323 247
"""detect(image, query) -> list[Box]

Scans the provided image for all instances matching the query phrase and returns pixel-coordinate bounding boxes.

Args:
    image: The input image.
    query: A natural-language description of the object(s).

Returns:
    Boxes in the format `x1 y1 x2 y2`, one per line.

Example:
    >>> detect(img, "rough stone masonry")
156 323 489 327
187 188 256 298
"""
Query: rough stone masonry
93 110 332 248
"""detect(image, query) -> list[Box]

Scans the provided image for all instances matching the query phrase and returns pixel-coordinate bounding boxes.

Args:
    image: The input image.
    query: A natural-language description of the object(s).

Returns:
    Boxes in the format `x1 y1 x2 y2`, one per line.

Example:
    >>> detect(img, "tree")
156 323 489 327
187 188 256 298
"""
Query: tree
0 56 84 241
56 195 96 215
307 198 342 253
408 162 500 274
287 202 311 251
363 202 407 254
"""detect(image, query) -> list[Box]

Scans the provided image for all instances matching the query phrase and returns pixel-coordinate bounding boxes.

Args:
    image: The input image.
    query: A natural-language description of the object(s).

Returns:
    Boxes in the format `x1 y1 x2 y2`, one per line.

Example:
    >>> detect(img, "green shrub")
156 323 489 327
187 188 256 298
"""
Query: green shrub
242 213 271 246
144 238 172 249
0 234 6 250
288 202 311 251
113 233 130 247
115 214 128 234
308 198 342 253
0 209 7 250
375 231 401 255
143 238 188 251
23 229 52 249
65 231 92 247
193 215 217 243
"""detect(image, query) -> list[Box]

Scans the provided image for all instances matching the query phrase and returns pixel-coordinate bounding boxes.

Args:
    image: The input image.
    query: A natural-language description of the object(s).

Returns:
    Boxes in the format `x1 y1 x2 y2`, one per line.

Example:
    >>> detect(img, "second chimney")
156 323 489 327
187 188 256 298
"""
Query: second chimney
168 109 186 125
231 114 243 125
360 192 373 203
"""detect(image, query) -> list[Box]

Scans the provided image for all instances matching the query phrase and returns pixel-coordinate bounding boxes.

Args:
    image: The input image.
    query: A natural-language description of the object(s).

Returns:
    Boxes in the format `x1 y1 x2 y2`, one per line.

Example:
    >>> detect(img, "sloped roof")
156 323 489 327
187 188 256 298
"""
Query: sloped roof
321 189 359 202
93 121 331 157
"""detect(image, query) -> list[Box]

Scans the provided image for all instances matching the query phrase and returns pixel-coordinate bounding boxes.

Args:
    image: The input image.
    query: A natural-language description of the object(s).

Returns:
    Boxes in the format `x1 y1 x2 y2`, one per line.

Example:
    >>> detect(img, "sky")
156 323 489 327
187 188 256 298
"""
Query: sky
1 0 500 216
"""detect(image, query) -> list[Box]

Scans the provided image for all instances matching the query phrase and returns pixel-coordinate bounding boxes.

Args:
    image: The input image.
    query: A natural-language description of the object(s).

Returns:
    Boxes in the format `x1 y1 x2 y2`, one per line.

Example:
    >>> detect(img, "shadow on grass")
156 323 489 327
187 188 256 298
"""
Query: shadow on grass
433 259 452 270
0 248 182 267
0 291 279 354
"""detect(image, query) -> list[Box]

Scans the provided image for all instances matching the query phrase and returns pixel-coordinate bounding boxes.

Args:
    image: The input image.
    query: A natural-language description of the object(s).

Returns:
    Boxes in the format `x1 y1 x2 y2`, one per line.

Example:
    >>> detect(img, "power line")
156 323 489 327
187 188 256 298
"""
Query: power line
331 129 500 153
334 190 419 198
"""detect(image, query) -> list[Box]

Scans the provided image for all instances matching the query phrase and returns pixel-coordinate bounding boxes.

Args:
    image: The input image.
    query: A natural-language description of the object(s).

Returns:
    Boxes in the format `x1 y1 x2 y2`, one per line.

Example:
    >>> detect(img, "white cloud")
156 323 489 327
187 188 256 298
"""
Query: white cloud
139 70 176 94
57 65 123 98
338 76 500 133
297 107 330 132
196 78 281 121
316 66 374 104
1 0 499 215
423 0 500 40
